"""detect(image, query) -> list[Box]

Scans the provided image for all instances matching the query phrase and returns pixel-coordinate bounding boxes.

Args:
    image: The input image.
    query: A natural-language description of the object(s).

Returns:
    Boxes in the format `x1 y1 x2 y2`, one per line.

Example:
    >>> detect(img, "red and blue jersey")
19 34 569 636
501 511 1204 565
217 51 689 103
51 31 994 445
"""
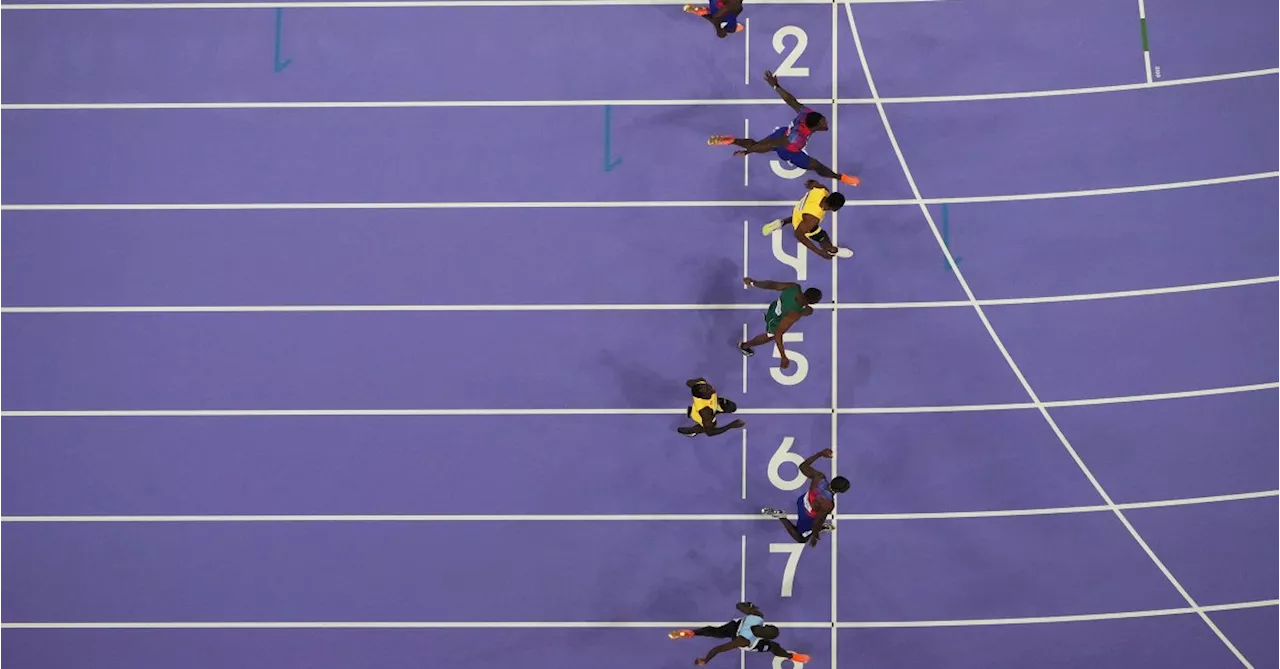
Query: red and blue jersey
781 106 817 152
801 481 834 518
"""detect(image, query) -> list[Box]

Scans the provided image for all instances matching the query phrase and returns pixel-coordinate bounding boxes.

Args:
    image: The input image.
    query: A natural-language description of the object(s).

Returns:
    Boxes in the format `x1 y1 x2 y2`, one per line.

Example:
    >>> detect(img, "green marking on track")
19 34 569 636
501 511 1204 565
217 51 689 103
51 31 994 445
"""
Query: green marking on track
1141 17 1149 51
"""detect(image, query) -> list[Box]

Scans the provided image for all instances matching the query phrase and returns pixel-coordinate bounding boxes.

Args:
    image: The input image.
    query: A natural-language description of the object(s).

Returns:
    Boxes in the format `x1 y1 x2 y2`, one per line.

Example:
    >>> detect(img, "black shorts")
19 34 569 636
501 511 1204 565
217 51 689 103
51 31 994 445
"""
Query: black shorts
808 228 832 246
692 620 784 655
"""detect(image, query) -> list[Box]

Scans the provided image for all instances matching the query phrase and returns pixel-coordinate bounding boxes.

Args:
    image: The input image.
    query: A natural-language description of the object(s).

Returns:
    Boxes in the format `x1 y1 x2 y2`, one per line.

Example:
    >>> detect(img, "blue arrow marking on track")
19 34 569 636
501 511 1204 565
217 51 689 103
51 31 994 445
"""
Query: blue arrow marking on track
274 8 292 73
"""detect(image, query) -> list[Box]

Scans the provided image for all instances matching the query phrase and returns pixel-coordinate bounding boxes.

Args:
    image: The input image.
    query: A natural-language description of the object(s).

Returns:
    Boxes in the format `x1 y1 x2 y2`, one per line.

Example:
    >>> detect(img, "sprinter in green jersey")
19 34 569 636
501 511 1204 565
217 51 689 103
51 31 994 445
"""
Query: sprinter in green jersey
738 277 822 370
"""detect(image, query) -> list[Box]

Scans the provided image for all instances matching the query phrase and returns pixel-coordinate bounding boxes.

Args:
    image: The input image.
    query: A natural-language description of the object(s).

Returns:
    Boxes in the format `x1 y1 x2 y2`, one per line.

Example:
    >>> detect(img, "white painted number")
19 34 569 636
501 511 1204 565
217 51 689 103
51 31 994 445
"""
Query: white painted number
770 229 807 281
772 26 810 77
769 542 805 597
773 657 806 669
770 159 807 180
767 436 806 491
769 332 809 386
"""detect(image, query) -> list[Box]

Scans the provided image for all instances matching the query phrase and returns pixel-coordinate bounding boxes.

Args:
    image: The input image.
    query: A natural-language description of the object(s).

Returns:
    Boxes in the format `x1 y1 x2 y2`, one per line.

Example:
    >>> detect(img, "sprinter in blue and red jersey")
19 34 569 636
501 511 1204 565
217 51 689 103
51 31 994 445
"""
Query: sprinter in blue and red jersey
682 0 745 38
762 448 849 547
709 71 861 187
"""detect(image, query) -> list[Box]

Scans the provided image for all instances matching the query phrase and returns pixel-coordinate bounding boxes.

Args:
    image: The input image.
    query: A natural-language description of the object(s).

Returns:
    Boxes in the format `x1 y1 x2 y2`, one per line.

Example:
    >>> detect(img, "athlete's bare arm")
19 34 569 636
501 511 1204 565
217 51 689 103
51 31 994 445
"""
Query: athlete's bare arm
793 215 829 257
799 449 832 484
764 70 804 112
697 638 749 665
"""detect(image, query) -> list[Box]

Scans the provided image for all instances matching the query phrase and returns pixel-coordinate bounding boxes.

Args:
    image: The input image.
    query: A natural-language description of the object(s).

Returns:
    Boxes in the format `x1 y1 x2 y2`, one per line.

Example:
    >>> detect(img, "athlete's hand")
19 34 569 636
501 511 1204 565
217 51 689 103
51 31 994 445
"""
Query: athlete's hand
695 658 709 666
733 150 749 157
819 448 833 458
742 277 755 288
763 70 779 88
805 179 823 189
779 356 791 370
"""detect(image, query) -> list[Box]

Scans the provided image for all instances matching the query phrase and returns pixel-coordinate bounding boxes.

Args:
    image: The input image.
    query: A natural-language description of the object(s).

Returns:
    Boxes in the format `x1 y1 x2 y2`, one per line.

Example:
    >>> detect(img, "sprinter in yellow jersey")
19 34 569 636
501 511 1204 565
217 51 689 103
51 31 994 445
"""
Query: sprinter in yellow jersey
678 378 744 438
761 180 852 260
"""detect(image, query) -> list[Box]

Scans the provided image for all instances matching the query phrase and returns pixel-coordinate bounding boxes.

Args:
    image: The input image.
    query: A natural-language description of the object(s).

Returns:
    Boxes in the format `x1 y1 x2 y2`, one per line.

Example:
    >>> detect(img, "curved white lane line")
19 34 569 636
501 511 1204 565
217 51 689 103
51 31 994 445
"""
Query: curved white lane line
844 5 1257 666
0 381 1275 418
3 276 1274 314
3 600 1276 629
2 381 1275 417
3 172 1274 211
3 490 1274 524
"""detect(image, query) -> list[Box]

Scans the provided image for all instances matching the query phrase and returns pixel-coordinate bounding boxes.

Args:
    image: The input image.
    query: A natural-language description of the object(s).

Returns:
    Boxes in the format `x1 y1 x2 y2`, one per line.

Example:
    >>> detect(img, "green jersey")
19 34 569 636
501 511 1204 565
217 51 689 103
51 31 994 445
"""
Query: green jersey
765 286 805 335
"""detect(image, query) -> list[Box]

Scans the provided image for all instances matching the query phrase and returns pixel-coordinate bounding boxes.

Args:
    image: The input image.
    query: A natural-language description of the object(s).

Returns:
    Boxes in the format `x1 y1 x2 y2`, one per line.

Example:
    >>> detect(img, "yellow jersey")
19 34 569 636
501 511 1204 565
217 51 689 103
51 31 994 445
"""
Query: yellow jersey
791 187 828 238
690 392 720 426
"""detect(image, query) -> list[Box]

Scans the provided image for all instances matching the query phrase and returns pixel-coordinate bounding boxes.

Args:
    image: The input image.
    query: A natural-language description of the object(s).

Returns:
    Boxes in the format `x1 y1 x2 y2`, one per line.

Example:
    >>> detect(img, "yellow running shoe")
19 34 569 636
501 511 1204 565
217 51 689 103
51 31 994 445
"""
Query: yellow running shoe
761 219 785 236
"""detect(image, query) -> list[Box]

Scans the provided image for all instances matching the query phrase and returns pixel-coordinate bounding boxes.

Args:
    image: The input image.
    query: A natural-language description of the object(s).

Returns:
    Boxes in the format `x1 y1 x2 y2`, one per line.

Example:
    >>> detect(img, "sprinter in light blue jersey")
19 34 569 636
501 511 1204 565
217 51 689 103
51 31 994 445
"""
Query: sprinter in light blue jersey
667 601 810 665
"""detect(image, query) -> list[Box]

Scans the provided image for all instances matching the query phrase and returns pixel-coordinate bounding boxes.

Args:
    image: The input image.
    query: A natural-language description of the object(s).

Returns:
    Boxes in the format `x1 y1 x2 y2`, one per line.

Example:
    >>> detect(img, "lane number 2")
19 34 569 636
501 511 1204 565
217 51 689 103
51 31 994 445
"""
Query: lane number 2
772 26 809 78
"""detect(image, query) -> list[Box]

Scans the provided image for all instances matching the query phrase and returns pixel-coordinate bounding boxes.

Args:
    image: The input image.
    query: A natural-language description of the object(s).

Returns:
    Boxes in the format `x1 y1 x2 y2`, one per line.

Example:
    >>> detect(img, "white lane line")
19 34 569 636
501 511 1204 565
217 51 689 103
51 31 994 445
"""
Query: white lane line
845 4 1255 666
740 428 747 499
4 275 1274 314
828 2 842 664
742 220 749 285
2 381 1275 418
3 69 1272 110
0 0 946 9
5 599 1275 629
741 323 749 394
4 490 1274 523
1138 0 1153 83
743 18 750 86
4 172 1273 211
743 119 750 186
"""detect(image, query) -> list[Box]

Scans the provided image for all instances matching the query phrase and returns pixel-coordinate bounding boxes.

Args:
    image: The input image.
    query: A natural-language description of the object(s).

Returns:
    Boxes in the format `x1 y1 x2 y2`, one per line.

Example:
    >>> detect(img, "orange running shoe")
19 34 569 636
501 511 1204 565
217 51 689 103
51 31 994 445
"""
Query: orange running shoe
708 135 735 146
790 652 812 663
840 174 861 187
669 629 695 639
683 4 710 15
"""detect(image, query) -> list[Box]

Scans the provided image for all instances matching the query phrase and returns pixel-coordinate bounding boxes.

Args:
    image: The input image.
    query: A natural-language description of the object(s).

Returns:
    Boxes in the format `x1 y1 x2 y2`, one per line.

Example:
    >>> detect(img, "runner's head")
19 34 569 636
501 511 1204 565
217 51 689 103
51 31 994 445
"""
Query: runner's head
823 192 846 211
690 381 714 400
830 476 851 494
805 111 828 131
803 288 822 304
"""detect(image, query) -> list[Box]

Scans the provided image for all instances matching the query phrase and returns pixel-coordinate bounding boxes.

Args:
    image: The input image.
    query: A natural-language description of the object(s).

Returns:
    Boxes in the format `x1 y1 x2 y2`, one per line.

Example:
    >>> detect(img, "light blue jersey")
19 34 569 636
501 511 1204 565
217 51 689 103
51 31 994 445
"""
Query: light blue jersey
736 614 764 649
